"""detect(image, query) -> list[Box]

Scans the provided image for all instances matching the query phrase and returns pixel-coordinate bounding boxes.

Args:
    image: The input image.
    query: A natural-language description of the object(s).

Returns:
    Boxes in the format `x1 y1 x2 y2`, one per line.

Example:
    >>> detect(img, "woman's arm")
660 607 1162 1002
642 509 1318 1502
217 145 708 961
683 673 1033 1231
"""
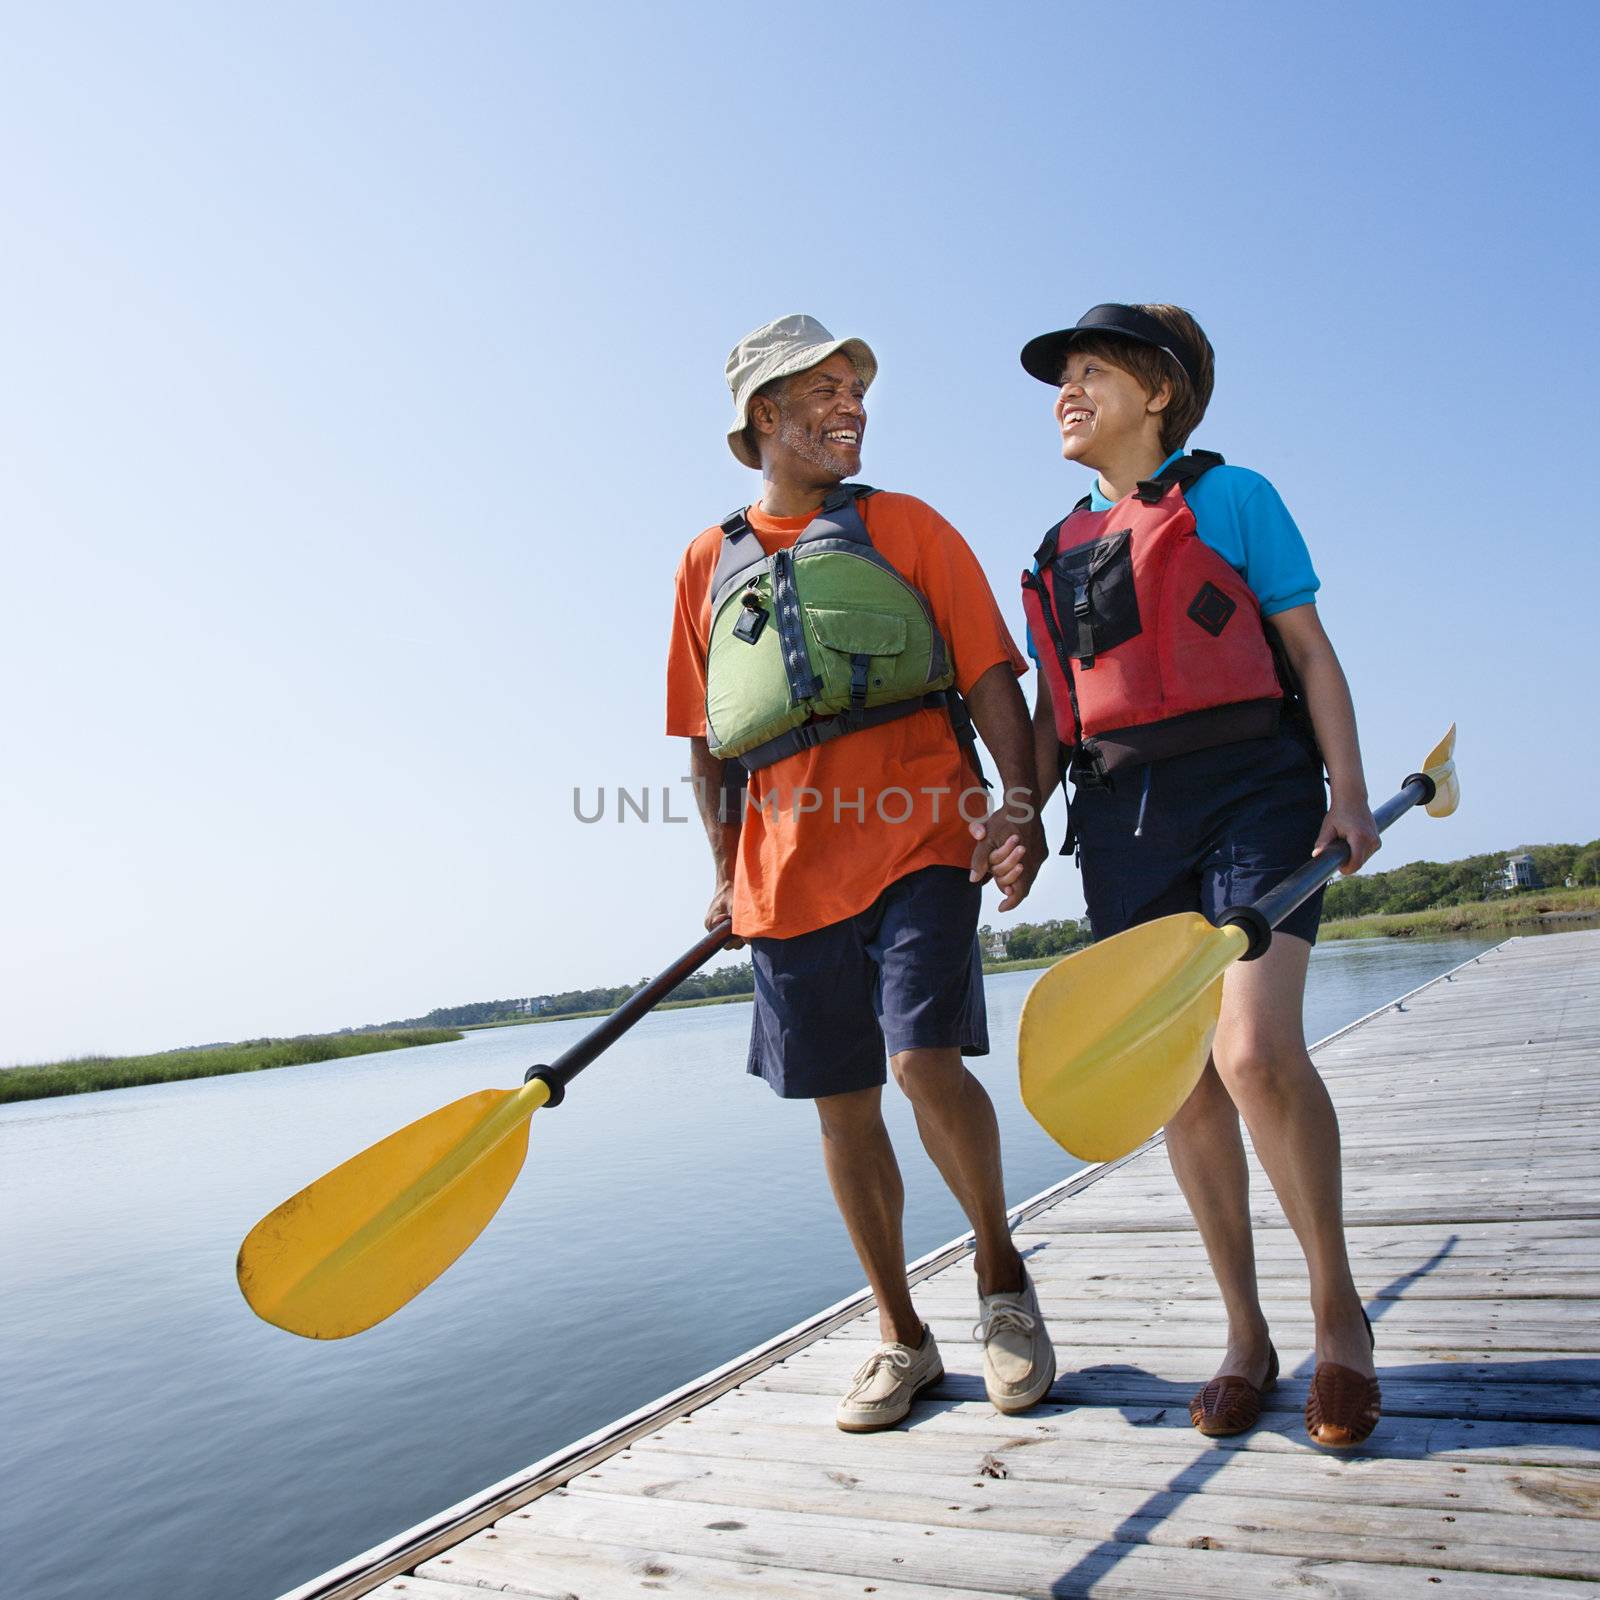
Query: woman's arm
1032 673 1063 808
963 663 1049 911
1267 604 1381 874
989 674 1062 896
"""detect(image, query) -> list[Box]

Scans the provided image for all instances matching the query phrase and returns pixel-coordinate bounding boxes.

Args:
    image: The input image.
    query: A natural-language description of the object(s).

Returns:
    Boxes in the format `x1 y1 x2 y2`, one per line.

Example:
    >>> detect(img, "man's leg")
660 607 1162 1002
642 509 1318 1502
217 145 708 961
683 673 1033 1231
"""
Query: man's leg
748 906 945 1431
1212 933 1374 1376
894 1044 1053 1412
750 919 914 1346
814 1085 923 1346
891 1047 1023 1296
1164 1060 1273 1385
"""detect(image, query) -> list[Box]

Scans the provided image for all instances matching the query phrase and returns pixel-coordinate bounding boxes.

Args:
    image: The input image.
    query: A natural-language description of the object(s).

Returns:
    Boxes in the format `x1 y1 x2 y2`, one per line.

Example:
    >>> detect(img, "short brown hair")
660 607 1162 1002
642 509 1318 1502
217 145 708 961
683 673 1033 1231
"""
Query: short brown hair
1071 304 1214 455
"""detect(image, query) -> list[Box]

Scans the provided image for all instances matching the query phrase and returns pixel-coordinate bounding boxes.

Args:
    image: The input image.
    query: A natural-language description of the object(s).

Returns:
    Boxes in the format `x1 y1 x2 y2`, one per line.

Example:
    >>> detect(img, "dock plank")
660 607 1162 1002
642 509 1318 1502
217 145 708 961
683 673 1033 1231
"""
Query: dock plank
604 1415 1600 1518
451 1486 1600 1598
576 1447 1600 1578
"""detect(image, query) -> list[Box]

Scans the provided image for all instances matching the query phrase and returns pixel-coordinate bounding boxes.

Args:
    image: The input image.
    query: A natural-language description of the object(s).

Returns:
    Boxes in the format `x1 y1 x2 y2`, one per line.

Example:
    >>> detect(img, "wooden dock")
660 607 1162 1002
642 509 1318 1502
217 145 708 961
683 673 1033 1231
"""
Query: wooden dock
290 930 1600 1600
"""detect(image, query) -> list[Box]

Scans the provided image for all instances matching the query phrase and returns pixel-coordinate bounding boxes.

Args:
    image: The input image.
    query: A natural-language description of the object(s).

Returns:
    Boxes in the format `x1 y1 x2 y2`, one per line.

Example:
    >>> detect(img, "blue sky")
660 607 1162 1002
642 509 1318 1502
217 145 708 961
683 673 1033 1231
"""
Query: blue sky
4 1 1596 1062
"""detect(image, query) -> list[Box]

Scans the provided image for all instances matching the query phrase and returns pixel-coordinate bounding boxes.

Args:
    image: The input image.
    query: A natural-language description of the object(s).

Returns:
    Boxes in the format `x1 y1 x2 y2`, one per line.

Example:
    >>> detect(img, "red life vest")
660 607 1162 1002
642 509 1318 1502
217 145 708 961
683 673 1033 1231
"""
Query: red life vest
1021 451 1285 776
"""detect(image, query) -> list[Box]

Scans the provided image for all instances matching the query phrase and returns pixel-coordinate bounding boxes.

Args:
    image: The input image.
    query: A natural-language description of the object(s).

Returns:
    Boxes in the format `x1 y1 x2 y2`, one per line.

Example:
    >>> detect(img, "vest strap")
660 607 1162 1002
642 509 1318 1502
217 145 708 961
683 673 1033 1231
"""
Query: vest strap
738 690 949 771
1032 516 1067 568
1023 569 1084 747
1134 448 1225 504
736 685 988 788
710 483 878 612
709 508 765 604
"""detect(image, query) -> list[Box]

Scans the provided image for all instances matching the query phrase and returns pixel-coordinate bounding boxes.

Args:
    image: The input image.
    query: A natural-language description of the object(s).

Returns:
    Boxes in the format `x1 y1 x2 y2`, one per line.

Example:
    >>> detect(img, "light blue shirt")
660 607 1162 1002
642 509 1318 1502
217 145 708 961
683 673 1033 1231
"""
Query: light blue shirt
1026 450 1320 661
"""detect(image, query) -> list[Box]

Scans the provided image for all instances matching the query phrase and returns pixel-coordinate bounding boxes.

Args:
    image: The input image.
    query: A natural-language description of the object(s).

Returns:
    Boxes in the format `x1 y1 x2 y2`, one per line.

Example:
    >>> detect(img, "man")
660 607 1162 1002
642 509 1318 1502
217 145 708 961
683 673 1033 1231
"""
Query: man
665 314 1053 1431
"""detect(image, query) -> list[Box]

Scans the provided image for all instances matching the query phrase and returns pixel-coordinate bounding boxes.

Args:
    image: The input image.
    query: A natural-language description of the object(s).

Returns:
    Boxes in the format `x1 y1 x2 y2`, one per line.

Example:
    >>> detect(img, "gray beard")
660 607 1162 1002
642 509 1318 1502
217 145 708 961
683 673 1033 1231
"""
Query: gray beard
777 416 851 478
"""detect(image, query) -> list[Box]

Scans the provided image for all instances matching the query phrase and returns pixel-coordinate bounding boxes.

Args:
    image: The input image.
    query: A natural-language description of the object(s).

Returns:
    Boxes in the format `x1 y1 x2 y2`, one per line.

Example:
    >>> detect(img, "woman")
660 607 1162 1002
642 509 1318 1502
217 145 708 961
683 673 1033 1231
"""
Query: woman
992 301 1383 1446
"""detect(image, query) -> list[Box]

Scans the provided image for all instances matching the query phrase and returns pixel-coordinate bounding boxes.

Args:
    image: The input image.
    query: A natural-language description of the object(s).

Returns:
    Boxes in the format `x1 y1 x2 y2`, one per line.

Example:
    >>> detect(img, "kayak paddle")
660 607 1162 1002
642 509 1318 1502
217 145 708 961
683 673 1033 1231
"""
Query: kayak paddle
1018 726 1459 1163
237 921 732 1339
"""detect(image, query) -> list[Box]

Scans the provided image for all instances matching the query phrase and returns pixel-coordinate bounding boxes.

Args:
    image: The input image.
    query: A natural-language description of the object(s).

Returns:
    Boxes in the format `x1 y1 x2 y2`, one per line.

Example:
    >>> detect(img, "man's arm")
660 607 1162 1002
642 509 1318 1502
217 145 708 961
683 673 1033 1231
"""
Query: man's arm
1267 604 1380 874
687 735 746 947
963 662 1048 912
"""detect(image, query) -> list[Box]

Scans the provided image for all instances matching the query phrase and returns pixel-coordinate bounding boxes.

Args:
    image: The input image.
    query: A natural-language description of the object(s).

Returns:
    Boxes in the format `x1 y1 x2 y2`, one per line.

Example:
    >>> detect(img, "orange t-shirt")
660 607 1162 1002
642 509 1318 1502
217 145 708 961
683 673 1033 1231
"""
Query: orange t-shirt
666 491 1025 940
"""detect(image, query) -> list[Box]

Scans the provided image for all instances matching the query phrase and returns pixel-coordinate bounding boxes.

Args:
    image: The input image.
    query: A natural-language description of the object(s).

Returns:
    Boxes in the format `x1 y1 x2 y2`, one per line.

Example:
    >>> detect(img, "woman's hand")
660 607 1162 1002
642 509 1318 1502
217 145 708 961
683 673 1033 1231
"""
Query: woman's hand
971 810 1047 912
985 829 1029 905
1313 794 1381 875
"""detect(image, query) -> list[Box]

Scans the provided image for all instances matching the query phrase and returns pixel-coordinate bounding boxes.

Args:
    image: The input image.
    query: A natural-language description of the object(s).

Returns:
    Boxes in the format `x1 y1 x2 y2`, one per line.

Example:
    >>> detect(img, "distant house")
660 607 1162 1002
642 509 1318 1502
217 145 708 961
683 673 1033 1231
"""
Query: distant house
1501 853 1543 892
982 929 1009 961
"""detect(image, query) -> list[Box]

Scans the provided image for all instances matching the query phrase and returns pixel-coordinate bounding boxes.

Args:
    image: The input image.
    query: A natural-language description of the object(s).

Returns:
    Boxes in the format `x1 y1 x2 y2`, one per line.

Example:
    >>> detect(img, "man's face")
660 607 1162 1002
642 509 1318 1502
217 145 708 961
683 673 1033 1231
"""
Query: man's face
765 352 867 481
1053 347 1165 465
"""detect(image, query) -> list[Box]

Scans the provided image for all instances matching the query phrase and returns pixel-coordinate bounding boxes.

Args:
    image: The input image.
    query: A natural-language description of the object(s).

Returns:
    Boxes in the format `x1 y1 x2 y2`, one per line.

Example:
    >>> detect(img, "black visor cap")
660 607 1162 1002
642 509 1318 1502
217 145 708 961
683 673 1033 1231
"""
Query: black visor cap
1020 303 1202 392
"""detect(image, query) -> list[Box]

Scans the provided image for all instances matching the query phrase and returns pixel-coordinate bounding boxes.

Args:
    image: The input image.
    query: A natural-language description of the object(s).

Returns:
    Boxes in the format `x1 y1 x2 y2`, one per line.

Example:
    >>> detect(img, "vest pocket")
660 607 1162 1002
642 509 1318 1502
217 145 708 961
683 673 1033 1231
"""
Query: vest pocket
806 607 908 658
805 606 909 707
1049 528 1141 667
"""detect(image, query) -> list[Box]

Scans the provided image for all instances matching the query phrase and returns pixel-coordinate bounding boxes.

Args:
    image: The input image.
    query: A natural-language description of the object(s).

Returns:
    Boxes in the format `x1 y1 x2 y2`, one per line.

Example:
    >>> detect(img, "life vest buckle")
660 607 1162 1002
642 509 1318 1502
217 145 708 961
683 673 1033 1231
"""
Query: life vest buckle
1073 582 1097 669
849 652 870 707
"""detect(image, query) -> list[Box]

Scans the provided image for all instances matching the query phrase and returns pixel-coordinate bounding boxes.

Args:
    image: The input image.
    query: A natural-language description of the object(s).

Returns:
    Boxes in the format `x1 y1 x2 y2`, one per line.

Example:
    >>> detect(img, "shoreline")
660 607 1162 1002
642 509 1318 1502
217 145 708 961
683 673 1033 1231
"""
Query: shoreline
10 899 1591 1102
504 899 1600 1025
0 1029 464 1105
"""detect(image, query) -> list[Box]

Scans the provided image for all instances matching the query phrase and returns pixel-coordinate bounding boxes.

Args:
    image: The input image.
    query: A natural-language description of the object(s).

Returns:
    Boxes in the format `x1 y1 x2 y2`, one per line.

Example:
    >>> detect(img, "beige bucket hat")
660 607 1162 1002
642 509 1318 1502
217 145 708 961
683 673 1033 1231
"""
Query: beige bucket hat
725 313 877 468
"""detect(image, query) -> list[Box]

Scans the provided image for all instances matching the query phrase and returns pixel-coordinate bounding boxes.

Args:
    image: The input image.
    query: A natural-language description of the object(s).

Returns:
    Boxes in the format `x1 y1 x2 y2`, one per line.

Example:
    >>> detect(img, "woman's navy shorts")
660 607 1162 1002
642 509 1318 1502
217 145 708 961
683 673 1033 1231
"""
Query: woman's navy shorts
747 865 988 1100
1072 731 1329 944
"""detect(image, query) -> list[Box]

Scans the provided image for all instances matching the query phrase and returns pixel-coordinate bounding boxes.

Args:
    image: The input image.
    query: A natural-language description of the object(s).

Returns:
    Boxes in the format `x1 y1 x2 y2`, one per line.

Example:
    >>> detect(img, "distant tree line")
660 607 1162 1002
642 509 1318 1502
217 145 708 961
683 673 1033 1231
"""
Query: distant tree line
984 918 1091 960
1324 839 1600 919
357 959 762 1031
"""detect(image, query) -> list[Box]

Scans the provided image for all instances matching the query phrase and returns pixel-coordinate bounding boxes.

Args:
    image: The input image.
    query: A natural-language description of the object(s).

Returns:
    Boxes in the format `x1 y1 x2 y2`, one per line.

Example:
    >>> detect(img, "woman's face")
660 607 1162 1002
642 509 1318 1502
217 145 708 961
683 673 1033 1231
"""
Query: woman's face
1052 349 1164 465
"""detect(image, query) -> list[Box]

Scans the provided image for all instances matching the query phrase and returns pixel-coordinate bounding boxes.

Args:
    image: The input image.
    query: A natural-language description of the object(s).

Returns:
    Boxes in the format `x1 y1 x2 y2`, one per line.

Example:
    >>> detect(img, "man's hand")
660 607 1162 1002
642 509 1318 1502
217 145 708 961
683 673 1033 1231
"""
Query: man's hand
969 807 1047 913
707 879 744 948
1313 795 1381 876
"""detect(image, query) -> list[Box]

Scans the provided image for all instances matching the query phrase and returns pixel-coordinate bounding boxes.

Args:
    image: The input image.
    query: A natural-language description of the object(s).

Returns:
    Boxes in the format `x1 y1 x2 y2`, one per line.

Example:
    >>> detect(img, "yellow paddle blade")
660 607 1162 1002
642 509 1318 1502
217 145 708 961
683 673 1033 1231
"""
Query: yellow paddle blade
238 1078 551 1339
1019 914 1250 1163
1422 722 1459 817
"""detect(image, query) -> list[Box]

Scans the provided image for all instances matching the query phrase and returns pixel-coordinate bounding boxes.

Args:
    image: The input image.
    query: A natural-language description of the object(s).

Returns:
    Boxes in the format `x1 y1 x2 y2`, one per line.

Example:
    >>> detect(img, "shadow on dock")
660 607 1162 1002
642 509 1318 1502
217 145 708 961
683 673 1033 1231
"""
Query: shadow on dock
1034 1232 1600 1596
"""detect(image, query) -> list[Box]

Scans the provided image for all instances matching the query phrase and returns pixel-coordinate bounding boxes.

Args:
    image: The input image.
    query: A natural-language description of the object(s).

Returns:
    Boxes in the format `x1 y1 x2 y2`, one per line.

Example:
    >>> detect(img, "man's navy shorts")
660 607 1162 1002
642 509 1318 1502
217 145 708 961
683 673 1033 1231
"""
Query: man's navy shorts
1072 731 1329 944
747 865 988 1099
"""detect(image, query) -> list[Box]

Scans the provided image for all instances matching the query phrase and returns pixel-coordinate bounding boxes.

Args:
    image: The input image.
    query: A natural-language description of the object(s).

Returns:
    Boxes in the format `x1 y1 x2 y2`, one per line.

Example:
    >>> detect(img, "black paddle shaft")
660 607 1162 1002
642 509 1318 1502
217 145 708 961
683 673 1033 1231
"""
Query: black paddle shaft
1219 771 1437 960
523 920 734 1105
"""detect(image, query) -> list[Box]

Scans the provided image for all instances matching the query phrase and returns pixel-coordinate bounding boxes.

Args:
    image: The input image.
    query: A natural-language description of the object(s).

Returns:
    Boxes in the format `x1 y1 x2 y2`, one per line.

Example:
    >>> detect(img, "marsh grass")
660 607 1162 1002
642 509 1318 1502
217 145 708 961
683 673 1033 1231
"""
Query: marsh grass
1321 886 1600 941
0 1029 464 1104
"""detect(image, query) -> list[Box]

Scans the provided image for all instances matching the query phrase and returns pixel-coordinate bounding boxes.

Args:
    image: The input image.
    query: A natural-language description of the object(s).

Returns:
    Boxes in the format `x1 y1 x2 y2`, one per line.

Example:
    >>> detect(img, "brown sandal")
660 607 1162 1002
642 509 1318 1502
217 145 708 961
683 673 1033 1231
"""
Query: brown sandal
1306 1309 1381 1447
1305 1364 1382 1446
1188 1343 1278 1437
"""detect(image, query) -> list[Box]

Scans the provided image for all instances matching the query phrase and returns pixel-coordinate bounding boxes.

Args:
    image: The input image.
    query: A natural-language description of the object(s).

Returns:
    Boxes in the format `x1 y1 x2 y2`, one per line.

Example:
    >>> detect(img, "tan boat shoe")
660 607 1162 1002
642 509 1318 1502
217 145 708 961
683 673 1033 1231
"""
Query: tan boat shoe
974 1267 1056 1414
836 1325 944 1433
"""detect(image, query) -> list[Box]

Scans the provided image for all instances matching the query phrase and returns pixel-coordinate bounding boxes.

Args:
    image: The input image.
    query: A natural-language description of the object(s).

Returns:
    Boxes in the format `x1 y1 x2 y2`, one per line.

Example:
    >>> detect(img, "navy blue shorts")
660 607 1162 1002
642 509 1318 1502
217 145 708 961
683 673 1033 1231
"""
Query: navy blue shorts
747 865 988 1099
1072 732 1329 944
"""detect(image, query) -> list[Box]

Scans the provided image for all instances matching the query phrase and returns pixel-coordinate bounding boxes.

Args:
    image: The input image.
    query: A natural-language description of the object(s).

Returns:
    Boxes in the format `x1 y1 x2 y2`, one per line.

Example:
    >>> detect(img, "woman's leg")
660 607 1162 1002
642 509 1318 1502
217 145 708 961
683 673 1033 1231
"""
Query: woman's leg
1164 1058 1273 1384
1211 932 1374 1376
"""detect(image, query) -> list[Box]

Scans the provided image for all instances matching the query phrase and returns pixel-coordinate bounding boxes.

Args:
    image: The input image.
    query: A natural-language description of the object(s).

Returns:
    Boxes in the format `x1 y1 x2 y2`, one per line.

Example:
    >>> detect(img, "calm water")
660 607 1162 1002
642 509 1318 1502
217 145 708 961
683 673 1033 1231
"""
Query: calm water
0 934 1501 1599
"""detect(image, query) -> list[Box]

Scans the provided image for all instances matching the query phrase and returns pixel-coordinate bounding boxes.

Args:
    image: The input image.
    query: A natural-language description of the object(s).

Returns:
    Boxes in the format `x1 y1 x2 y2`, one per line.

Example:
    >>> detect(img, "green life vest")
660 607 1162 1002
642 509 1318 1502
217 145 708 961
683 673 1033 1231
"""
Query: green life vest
704 484 968 772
